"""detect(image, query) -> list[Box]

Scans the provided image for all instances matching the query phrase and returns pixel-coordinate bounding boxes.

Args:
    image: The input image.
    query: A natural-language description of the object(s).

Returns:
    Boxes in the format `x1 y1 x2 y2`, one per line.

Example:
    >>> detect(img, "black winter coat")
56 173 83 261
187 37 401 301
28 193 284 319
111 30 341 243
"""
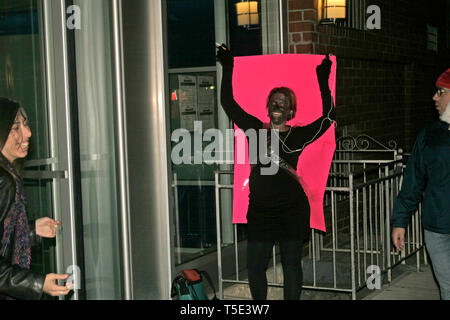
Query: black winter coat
0 165 45 300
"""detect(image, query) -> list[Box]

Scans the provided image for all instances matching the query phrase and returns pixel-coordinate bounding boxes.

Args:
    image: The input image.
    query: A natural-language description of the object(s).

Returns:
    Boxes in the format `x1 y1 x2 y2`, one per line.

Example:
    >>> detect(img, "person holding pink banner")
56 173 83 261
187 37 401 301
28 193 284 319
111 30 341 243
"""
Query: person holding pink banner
216 45 335 300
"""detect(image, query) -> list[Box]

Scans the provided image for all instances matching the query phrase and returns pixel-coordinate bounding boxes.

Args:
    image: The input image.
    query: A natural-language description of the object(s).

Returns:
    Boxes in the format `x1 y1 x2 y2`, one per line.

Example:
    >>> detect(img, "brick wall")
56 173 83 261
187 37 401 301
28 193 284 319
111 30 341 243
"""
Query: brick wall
288 0 450 152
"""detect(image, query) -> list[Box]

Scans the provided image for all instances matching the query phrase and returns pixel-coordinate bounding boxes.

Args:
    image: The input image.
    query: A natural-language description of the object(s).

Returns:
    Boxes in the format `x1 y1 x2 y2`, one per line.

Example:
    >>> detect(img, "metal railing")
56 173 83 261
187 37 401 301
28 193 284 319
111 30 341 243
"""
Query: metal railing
215 135 426 300
171 173 217 265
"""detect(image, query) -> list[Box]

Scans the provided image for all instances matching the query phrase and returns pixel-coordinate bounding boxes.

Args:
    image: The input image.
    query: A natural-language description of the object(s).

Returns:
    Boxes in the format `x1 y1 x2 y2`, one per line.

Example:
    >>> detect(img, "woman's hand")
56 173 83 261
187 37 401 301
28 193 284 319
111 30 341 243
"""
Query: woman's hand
216 44 233 67
43 273 72 297
316 54 332 87
36 217 61 238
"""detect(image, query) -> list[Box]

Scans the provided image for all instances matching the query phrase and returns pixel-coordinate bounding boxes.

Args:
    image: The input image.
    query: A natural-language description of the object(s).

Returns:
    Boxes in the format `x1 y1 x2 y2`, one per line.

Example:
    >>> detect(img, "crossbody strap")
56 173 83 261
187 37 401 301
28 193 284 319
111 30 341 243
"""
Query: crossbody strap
250 123 302 185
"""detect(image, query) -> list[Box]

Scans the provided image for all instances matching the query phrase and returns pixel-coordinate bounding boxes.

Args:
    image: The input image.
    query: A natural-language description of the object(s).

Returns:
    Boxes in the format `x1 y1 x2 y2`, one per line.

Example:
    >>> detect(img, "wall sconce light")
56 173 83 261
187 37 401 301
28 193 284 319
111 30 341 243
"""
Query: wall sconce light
319 0 346 24
236 0 259 28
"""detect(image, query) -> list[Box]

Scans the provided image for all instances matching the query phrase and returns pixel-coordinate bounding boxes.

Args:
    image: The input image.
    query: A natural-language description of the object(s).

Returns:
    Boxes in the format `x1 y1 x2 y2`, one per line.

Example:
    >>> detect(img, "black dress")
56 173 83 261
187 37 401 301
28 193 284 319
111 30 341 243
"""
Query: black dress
220 57 334 242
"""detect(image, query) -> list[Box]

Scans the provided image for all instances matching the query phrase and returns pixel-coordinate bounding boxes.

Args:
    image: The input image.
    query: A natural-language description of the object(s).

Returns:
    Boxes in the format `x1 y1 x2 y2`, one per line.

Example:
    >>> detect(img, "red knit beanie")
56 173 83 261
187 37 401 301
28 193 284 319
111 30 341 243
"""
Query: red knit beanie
436 68 450 89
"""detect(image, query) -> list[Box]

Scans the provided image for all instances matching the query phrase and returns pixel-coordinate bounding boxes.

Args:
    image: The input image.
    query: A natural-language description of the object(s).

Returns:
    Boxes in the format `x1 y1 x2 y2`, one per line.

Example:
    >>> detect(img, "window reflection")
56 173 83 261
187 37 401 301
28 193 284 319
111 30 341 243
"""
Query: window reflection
169 71 218 264
167 0 265 265
167 0 216 68
229 0 262 56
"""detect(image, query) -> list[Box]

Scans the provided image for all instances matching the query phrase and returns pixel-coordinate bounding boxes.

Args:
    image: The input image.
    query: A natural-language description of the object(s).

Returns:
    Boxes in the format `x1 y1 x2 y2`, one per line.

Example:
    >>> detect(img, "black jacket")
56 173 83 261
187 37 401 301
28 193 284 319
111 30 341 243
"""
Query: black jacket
0 165 45 300
392 120 450 233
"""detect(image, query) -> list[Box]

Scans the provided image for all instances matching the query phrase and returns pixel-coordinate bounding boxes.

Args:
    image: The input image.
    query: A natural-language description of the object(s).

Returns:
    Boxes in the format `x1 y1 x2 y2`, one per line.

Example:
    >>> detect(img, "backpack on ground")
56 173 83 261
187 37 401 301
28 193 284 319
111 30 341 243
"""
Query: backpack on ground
171 269 218 300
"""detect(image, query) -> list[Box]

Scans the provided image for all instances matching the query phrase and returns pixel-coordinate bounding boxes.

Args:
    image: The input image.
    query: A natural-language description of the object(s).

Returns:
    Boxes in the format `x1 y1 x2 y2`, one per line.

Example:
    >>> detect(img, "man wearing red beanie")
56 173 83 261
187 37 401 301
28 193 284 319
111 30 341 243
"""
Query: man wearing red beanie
435 68 450 125
391 68 450 300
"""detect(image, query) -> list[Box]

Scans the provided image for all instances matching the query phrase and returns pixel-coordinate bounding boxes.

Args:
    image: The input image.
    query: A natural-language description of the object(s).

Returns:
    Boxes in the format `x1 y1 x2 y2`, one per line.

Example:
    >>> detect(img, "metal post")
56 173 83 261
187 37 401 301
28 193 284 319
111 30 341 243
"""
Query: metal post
363 186 368 280
356 189 361 286
111 0 133 299
331 192 337 288
215 171 223 299
172 173 181 265
41 0 65 288
278 0 284 54
234 224 240 281
385 166 392 283
415 205 420 271
312 228 317 286
349 174 356 300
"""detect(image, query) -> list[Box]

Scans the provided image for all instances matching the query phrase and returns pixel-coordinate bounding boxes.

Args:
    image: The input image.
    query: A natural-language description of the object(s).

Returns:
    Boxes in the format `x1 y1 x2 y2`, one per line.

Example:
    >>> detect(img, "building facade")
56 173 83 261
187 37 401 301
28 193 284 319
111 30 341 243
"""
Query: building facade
288 0 450 150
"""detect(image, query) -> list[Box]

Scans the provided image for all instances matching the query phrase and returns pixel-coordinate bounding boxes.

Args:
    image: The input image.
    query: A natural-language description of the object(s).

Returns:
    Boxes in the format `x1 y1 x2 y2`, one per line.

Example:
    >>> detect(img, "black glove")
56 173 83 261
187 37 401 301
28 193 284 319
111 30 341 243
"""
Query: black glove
316 54 332 90
216 44 233 67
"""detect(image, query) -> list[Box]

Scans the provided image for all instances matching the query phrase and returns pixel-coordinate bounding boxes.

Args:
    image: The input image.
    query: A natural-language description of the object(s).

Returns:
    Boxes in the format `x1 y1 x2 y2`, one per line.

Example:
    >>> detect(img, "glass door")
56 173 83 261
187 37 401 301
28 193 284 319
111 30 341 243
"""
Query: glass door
166 0 283 267
0 0 59 299
41 0 124 299
70 0 123 299
1 0 124 300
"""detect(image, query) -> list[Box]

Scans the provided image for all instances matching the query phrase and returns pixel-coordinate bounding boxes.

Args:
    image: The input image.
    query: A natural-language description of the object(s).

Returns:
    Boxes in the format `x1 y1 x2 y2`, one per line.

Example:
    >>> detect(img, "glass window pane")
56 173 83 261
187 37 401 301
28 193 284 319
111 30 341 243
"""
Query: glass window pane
0 0 56 300
166 0 278 266
169 70 219 264
229 0 262 56
167 0 216 68
72 0 122 299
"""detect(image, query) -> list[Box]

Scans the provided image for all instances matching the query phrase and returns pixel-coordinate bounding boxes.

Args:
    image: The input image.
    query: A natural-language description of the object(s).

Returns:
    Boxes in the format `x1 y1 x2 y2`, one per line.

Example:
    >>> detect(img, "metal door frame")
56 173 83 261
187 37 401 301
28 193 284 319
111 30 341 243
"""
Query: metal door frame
39 0 84 300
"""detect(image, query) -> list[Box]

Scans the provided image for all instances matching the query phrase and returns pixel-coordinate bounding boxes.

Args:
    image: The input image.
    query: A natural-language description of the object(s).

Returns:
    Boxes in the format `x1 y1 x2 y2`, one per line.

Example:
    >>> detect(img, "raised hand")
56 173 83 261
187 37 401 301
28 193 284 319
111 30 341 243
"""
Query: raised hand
216 44 233 67
316 54 333 88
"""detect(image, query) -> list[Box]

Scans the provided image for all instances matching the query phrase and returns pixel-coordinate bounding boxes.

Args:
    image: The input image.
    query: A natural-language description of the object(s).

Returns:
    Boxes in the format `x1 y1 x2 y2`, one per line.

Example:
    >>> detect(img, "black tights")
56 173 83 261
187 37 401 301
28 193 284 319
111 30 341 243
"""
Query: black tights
247 240 303 300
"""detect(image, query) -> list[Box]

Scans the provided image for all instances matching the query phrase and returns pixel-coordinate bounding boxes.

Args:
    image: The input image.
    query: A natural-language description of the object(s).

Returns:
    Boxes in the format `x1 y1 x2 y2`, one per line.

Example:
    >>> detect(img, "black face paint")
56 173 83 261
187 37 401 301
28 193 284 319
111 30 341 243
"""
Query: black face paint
268 93 291 126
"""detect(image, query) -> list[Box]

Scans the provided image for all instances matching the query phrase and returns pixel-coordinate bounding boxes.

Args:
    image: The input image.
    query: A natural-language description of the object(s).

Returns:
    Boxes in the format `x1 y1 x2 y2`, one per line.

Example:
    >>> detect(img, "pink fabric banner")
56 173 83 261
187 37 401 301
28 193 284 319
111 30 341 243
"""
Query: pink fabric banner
231 54 336 232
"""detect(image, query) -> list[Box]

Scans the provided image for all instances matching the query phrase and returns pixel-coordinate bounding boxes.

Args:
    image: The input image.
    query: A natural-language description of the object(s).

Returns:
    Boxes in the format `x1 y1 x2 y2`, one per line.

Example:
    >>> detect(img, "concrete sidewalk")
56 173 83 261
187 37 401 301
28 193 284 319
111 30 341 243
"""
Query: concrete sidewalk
363 264 441 300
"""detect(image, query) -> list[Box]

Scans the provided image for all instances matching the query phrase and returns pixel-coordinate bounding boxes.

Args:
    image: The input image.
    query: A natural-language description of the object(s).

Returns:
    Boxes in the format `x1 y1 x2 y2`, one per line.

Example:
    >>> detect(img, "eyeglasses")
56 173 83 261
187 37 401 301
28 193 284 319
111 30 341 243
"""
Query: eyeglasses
436 88 450 97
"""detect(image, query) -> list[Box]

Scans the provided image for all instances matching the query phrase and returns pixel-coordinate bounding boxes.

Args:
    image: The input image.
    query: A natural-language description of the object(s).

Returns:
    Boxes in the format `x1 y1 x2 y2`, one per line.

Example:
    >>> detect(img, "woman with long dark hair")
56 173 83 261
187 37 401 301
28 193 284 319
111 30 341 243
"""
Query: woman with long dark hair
216 46 336 300
0 98 72 300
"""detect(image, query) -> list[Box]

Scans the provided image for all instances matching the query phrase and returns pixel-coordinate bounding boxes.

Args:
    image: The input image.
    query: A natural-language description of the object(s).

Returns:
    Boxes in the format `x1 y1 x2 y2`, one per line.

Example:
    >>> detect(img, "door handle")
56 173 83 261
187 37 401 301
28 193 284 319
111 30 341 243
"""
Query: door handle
22 170 68 180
